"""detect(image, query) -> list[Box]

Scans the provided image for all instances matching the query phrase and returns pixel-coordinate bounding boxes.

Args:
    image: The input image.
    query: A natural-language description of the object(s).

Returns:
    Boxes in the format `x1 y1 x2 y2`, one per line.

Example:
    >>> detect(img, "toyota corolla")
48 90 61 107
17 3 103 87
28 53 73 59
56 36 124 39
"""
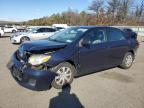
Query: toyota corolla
7 26 139 90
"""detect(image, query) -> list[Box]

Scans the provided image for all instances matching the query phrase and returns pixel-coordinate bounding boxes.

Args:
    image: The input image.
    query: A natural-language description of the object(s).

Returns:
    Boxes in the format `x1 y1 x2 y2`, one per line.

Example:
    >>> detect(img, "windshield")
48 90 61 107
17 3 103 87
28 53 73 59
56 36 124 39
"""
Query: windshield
48 27 88 43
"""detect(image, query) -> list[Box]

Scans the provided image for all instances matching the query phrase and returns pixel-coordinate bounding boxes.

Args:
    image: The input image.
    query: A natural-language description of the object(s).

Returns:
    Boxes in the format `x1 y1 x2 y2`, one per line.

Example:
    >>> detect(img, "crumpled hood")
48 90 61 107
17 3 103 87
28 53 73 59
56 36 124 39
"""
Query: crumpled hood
19 40 67 53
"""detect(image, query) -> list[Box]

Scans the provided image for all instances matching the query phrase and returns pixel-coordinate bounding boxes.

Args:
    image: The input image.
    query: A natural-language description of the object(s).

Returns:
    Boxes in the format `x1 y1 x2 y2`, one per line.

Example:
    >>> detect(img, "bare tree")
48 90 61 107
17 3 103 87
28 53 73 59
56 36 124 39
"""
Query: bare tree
135 0 144 18
88 0 104 17
107 0 121 24
107 0 120 17
26 0 144 26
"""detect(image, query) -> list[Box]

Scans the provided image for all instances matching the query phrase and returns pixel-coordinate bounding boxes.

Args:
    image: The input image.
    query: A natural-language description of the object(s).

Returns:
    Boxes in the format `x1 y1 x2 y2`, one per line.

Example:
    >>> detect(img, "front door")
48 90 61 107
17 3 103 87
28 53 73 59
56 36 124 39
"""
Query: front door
78 28 108 75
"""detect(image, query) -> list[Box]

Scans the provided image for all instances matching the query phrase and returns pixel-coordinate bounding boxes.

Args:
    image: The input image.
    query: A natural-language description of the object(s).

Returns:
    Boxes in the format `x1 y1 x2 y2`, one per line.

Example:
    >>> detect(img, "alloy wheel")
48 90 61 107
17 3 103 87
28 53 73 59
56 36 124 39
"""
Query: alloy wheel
54 67 72 86
125 55 133 67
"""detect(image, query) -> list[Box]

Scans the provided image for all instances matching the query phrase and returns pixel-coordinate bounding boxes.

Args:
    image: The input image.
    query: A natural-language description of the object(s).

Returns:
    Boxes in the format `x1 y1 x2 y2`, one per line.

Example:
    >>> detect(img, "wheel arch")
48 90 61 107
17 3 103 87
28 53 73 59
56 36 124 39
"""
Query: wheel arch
65 60 77 76
20 36 30 42
128 50 135 56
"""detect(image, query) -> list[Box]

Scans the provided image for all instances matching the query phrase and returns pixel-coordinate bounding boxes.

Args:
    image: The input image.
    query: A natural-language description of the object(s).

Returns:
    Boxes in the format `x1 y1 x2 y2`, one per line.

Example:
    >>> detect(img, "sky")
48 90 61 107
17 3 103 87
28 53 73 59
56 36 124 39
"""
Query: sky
0 0 93 21
0 0 142 21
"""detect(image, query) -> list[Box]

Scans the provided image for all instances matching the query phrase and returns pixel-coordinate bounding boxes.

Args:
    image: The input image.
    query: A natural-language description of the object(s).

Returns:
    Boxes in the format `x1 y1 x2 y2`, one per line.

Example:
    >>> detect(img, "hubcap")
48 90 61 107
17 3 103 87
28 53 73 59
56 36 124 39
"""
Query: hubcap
55 67 72 86
22 37 29 42
125 55 133 67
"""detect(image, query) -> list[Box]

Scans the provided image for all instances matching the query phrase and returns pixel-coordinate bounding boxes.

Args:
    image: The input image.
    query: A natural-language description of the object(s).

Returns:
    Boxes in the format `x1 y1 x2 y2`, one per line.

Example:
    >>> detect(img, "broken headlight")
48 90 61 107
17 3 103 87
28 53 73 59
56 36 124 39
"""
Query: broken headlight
28 55 51 66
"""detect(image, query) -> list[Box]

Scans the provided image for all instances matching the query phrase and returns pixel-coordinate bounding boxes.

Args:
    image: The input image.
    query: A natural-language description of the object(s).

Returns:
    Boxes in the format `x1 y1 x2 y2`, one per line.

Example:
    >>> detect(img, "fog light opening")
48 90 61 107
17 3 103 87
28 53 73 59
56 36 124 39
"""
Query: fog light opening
28 79 36 87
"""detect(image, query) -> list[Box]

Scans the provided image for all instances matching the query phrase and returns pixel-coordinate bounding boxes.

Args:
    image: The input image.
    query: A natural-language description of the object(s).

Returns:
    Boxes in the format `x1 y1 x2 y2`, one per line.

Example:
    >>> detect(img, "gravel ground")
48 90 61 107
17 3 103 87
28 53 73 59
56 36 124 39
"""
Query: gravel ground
0 36 144 108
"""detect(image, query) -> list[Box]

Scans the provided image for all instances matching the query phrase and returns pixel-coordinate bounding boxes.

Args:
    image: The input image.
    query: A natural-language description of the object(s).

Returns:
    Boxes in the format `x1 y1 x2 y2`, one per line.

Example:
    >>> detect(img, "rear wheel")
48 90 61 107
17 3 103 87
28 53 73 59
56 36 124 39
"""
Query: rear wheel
120 52 134 69
51 62 75 89
12 30 16 33
20 37 30 43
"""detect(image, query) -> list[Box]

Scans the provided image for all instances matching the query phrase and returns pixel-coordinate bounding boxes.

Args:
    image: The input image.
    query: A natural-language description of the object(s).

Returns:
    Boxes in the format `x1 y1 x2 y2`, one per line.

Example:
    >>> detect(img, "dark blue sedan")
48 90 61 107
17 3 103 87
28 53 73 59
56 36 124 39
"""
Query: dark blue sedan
7 26 139 90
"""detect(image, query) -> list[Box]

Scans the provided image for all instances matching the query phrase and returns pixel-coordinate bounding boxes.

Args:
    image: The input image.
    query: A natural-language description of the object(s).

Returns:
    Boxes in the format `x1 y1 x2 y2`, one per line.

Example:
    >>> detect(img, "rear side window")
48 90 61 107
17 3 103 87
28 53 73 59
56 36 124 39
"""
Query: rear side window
108 28 125 41
37 28 45 33
5 27 13 28
45 28 56 32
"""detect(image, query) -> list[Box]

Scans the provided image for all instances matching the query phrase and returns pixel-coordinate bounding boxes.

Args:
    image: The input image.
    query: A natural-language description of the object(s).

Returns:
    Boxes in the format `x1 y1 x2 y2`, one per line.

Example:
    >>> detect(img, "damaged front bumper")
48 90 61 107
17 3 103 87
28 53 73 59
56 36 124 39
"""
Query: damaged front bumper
7 53 57 91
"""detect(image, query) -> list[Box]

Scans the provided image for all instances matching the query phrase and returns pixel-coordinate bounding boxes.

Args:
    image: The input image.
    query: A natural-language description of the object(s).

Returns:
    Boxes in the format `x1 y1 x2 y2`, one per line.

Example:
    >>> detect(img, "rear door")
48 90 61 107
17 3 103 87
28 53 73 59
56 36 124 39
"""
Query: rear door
106 28 130 66
78 28 109 75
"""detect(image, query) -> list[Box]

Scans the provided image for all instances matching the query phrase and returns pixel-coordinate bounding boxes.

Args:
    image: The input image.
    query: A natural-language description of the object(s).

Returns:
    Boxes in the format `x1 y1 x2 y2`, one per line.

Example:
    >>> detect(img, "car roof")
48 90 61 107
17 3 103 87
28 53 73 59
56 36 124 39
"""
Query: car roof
79 26 113 29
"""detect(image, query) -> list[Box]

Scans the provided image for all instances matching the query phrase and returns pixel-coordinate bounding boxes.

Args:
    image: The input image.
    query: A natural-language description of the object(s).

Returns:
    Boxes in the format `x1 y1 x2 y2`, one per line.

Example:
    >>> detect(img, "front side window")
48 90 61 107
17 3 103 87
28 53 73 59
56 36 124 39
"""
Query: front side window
83 29 106 45
108 28 125 41
48 27 88 43
7 27 13 28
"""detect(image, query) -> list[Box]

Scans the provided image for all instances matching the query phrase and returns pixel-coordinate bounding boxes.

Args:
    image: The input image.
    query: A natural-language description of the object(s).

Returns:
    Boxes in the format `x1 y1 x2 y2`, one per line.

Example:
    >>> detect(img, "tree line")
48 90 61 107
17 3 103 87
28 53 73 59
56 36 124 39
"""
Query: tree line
25 0 144 26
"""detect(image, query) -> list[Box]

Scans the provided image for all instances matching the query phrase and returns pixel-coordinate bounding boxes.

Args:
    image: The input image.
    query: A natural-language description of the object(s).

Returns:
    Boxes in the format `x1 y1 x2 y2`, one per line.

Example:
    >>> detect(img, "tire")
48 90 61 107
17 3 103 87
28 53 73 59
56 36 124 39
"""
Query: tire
120 52 134 69
0 33 1 38
20 37 30 43
51 62 75 89
12 30 16 33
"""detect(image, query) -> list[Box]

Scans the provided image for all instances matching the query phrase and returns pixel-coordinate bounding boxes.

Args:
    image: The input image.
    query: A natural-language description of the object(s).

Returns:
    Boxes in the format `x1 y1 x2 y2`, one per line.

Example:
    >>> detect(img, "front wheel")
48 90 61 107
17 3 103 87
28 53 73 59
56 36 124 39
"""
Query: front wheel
120 52 134 69
12 30 16 33
51 62 75 89
20 37 30 43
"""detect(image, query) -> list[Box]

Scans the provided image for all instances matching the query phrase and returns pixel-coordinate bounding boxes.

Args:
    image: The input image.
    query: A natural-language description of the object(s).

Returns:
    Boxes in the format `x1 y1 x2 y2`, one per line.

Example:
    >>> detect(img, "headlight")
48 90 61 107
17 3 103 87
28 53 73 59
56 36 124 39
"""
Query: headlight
28 55 51 66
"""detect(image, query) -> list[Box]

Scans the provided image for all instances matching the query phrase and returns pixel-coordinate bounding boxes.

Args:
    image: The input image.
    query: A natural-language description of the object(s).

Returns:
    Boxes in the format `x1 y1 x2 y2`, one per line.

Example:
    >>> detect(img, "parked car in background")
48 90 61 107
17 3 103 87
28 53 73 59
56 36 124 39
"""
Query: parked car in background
10 27 57 44
52 24 68 31
7 26 139 90
4 26 17 33
0 27 4 37
55 27 66 31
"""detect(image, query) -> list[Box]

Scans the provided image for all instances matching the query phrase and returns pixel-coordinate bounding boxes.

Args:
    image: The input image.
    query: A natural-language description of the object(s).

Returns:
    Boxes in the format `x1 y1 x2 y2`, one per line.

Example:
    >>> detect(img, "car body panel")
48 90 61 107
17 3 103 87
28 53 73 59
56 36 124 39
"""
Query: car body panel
20 40 67 52
78 42 109 74
107 40 130 67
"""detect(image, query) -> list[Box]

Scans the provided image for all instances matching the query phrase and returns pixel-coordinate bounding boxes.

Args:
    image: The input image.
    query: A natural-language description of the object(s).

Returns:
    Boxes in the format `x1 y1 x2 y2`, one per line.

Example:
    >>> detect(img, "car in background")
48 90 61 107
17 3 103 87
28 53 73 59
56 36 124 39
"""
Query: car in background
0 27 4 37
10 27 57 44
52 24 68 31
55 27 66 31
4 26 17 33
7 26 139 90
